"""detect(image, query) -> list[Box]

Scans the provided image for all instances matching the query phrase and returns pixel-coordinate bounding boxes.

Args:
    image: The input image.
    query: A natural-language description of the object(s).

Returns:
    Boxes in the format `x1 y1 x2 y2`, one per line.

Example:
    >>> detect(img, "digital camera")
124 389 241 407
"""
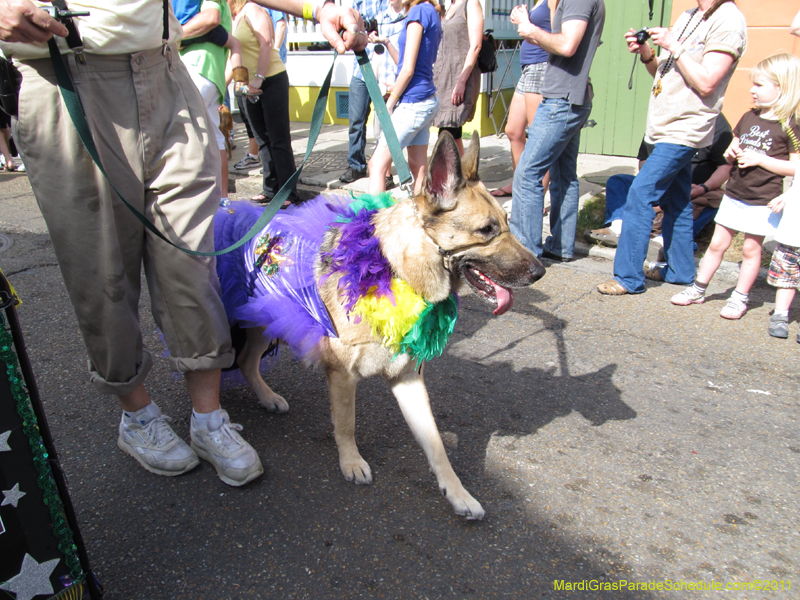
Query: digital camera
633 28 650 45
364 17 379 34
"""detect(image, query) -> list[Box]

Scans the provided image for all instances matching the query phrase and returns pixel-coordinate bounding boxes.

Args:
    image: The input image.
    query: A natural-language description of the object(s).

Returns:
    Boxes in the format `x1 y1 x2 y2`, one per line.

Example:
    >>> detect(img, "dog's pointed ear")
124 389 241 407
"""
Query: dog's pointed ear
425 131 463 211
461 131 480 182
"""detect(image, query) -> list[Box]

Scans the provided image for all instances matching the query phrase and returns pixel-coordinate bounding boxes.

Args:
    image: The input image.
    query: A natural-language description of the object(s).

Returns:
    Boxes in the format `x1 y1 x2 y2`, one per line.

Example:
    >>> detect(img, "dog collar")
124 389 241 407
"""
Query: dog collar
410 198 513 273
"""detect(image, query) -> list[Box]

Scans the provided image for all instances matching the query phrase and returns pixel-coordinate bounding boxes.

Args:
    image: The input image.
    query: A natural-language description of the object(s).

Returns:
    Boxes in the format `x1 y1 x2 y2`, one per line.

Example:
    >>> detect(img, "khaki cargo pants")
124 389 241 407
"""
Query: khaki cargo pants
14 45 233 395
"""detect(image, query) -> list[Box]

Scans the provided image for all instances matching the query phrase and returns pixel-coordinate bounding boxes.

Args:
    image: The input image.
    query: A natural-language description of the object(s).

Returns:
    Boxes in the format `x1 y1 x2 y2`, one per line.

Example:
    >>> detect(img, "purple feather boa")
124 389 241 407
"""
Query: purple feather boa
321 208 395 316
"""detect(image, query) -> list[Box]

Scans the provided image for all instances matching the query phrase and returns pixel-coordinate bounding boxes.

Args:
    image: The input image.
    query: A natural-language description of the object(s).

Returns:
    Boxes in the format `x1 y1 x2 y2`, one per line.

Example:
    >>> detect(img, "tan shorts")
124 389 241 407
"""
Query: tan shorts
14 45 233 394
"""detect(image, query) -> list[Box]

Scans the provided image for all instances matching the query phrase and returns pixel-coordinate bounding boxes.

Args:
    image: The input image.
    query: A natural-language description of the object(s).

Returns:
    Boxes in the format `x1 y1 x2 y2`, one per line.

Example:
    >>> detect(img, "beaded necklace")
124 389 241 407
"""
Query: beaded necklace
652 7 701 97
652 0 736 97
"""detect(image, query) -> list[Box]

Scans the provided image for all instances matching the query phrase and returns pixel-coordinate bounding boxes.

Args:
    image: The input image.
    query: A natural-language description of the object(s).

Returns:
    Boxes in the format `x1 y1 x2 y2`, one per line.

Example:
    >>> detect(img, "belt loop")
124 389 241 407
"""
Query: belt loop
162 42 173 69
66 52 82 84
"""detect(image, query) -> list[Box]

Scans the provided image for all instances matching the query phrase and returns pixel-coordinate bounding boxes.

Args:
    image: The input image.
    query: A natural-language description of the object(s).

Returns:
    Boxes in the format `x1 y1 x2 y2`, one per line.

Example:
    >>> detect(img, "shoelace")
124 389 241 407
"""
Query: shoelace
142 415 176 445
208 421 245 452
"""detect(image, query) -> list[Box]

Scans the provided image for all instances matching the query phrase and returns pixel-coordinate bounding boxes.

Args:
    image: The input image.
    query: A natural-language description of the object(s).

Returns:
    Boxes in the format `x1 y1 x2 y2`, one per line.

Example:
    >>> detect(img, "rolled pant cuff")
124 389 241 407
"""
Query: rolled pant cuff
169 349 235 374
89 350 153 396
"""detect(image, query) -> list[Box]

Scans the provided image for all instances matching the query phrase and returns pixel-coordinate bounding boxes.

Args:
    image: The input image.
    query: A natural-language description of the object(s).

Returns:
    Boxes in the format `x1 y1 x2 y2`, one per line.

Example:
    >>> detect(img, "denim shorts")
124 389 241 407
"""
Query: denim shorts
378 94 439 149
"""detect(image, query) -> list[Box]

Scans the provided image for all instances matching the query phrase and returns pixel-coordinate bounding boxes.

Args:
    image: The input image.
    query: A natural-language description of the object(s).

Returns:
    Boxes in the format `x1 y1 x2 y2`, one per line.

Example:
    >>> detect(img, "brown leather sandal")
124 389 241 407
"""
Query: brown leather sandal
597 279 629 295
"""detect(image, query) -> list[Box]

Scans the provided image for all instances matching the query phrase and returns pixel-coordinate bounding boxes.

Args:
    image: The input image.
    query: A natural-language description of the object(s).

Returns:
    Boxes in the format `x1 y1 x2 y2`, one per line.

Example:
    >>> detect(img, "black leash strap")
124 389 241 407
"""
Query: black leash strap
50 0 85 59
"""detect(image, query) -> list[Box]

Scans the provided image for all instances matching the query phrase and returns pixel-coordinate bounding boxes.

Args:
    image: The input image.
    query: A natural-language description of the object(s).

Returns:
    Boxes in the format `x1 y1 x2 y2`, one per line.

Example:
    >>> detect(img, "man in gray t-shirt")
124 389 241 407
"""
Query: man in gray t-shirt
509 0 605 261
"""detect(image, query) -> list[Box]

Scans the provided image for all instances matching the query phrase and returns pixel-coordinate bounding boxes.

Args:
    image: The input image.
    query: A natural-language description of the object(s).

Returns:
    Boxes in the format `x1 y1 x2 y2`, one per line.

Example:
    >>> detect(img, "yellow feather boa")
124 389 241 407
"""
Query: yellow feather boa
351 279 428 354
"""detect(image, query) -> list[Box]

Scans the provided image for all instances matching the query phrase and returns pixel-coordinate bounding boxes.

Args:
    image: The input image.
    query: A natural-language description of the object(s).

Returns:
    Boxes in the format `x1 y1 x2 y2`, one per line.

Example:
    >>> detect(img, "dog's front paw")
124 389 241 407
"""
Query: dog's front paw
340 458 373 485
258 392 289 413
442 486 485 521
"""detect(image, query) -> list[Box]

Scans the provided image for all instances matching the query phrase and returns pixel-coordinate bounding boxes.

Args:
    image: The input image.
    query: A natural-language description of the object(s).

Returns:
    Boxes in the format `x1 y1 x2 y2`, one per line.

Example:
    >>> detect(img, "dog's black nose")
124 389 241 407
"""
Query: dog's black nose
529 258 546 283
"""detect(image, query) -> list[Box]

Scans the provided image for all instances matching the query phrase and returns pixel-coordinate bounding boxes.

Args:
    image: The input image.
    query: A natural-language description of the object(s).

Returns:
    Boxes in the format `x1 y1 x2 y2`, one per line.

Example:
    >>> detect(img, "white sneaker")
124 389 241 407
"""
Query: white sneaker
671 287 705 306
118 411 199 476
190 410 263 487
720 298 747 320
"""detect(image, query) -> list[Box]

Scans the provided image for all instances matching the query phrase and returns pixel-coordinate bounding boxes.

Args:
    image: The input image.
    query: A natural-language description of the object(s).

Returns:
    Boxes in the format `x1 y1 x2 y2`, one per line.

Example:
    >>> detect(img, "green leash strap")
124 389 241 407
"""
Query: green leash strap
354 49 413 191
48 41 337 257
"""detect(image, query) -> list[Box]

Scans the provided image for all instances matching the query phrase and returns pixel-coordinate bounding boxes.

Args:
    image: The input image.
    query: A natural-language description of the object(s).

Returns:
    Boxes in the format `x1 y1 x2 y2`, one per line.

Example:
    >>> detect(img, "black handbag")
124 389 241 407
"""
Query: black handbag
477 30 497 73
0 55 21 117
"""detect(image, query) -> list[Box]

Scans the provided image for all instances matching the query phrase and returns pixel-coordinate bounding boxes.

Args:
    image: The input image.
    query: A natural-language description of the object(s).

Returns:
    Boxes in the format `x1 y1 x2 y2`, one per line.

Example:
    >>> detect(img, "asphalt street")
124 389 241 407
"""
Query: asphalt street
0 126 798 600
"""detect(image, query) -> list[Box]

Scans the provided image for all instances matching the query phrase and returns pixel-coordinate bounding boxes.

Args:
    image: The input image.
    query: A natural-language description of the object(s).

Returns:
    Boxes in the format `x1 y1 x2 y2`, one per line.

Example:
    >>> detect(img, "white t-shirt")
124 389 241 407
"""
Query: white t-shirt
0 1 183 60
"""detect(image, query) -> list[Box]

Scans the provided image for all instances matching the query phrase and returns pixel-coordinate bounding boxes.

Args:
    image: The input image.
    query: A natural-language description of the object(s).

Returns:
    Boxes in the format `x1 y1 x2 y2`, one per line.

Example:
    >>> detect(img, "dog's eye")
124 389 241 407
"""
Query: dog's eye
477 223 497 237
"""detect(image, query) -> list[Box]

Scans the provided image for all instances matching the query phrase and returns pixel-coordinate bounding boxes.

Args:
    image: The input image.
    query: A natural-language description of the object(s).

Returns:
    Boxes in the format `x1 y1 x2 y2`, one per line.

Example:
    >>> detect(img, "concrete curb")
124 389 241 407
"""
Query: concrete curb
576 240 763 284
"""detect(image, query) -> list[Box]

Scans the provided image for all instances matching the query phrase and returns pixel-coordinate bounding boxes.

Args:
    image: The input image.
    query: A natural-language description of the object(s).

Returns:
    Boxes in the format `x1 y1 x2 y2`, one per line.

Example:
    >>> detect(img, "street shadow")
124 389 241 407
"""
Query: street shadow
8 232 654 600
420 288 636 483
582 165 638 187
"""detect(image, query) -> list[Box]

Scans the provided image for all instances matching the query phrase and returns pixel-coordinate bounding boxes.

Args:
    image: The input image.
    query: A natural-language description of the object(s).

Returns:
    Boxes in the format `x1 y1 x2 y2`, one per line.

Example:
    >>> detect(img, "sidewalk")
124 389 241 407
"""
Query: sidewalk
228 119 637 261
228 119 750 281
0 118 744 281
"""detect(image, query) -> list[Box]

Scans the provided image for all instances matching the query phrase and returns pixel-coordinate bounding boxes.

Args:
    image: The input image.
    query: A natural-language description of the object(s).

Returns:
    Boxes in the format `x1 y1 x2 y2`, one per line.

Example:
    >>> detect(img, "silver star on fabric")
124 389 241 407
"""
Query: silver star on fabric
0 553 59 600
2 482 26 508
0 430 10 452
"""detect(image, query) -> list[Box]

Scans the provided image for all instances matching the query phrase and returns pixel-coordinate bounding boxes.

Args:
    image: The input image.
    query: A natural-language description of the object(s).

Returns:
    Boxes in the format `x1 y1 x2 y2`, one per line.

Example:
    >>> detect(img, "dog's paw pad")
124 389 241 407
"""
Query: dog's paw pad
259 394 289 413
449 492 485 520
341 460 373 485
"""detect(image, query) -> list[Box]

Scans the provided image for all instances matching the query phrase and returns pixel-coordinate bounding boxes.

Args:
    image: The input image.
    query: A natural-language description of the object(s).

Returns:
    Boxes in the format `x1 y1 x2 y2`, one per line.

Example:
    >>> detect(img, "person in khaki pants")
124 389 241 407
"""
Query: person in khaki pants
0 0 366 486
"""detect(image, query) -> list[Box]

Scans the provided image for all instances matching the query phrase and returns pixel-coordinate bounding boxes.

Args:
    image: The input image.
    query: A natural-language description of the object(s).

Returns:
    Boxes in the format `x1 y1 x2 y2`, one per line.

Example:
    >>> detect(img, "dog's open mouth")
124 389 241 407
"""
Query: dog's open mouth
462 265 514 316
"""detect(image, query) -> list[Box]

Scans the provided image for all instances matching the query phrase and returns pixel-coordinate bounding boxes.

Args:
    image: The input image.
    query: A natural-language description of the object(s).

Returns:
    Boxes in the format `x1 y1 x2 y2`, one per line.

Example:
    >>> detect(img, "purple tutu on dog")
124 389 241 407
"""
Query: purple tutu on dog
214 198 352 360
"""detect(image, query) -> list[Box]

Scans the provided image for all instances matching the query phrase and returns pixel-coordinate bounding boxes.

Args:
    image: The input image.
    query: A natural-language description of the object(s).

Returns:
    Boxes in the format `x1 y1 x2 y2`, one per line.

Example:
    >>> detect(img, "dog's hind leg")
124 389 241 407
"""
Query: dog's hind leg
327 368 372 484
389 366 485 520
238 327 289 413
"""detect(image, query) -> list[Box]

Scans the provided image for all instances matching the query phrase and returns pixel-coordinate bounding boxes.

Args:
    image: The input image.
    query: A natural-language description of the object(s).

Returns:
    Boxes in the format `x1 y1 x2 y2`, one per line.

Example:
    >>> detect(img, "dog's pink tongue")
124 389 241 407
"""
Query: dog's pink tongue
492 284 514 316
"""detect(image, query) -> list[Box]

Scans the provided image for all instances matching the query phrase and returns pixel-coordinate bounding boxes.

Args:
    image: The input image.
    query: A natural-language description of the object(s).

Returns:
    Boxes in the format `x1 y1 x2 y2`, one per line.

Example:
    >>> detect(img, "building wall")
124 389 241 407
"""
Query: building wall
282 1 800 157
670 0 800 128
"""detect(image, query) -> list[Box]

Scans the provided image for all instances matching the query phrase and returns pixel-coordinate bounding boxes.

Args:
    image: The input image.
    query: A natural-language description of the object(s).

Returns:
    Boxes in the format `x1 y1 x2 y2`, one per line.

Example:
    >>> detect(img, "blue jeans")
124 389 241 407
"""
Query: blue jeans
604 174 717 246
604 174 635 224
347 77 370 171
511 98 592 258
613 143 697 293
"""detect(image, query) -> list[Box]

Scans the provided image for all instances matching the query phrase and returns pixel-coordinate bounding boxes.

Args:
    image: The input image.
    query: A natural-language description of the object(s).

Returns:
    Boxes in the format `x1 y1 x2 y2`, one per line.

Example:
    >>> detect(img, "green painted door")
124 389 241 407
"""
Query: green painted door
579 0 673 157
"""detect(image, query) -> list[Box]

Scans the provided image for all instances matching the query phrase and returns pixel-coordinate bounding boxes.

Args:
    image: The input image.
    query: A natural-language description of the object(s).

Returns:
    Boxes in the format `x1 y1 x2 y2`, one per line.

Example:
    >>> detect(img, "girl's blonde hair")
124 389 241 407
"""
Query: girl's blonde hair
750 53 800 123
403 0 439 11
228 0 247 18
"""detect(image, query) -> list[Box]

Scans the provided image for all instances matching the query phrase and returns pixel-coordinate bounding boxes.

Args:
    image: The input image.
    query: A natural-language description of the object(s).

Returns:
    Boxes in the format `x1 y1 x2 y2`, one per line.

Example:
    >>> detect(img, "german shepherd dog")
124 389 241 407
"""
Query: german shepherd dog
219 132 545 519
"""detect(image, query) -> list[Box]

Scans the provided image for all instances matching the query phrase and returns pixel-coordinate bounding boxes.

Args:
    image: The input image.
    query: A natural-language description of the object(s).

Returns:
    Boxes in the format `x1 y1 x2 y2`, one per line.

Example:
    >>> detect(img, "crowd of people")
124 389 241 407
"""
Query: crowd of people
0 0 799 488
590 2 800 344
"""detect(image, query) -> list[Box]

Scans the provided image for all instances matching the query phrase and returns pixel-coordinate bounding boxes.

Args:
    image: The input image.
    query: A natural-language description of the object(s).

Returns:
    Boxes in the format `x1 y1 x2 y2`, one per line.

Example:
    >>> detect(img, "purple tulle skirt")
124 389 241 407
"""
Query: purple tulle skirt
214 197 352 360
